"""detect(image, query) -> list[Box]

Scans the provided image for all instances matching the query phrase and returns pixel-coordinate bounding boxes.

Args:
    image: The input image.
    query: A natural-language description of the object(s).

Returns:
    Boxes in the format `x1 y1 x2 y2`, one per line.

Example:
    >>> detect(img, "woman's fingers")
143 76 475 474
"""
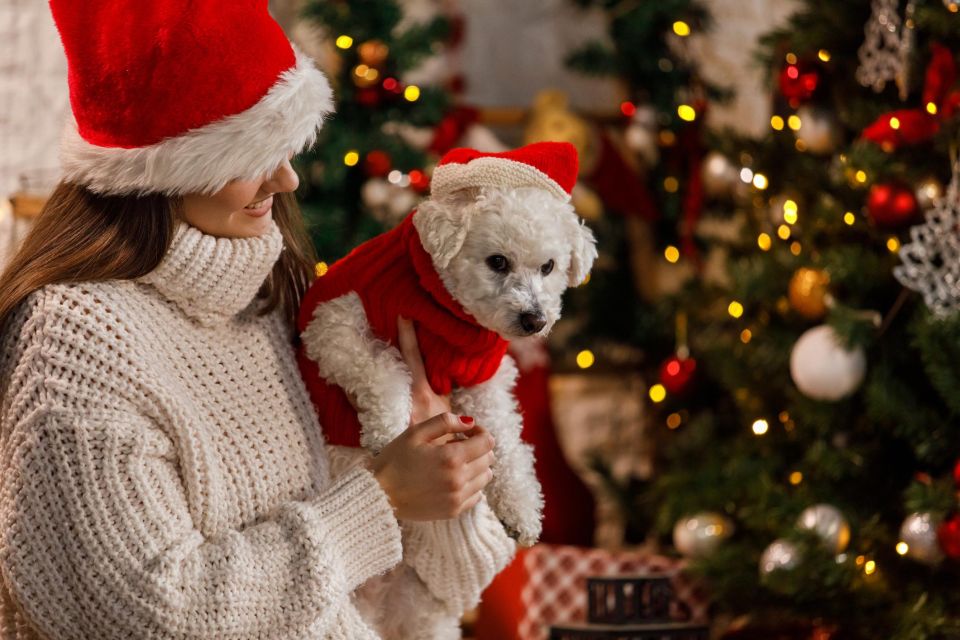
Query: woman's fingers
410 412 473 444
444 425 496 462
461 451 495 481
397 317 428 385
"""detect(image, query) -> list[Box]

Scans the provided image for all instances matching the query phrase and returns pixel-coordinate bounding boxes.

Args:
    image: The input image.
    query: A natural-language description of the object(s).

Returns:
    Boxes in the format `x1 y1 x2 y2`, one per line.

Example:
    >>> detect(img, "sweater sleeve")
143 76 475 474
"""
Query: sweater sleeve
0 405 403 640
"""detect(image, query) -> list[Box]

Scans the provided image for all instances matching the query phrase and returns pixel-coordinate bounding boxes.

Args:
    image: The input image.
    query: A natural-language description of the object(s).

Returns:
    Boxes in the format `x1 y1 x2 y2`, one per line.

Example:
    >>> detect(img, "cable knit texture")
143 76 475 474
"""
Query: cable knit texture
0 217 510 639
296 212 509 448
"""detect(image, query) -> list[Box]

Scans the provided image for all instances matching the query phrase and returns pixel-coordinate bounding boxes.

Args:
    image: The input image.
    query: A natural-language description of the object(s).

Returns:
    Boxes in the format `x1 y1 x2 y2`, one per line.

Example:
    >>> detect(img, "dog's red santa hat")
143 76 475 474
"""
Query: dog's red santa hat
430 141 579 202
49 0 333 196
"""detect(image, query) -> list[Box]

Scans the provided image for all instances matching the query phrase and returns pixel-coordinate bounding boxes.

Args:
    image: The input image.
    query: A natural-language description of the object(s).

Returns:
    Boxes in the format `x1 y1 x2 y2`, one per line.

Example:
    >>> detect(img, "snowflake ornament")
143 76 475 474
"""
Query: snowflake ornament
857 0 908 95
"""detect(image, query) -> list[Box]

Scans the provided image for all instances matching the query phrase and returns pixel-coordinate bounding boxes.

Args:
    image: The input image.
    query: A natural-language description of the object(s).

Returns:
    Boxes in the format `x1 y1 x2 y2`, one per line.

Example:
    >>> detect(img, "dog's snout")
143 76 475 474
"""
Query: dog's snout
519 311 547 334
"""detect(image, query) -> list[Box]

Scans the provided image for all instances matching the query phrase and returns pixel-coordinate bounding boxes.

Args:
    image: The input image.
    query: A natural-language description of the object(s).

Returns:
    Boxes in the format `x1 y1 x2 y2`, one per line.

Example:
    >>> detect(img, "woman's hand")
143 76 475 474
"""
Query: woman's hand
366 317 496 520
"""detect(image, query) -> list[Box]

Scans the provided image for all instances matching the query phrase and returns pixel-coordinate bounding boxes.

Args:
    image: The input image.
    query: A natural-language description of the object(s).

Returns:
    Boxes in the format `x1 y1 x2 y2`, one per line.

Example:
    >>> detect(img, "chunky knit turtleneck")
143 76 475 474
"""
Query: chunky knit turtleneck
297 213 509 448
0 218 513 640
135 218 285 326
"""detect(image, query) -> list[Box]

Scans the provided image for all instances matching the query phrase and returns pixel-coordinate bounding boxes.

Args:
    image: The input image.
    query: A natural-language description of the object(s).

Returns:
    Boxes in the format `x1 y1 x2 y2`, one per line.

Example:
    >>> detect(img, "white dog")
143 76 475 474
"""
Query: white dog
297 143 597 548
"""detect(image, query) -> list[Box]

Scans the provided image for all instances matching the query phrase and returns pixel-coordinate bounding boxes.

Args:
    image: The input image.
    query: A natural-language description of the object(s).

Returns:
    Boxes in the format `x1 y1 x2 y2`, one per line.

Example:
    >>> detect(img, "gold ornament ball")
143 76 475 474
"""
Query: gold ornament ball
358 39 390 66
673 512 734 558
789 267 831 319
915 176 944 210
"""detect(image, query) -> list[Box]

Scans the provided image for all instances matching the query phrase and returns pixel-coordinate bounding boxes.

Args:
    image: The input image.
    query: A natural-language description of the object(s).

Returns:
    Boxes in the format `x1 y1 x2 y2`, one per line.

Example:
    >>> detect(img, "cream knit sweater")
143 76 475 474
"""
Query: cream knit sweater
0 218 515 639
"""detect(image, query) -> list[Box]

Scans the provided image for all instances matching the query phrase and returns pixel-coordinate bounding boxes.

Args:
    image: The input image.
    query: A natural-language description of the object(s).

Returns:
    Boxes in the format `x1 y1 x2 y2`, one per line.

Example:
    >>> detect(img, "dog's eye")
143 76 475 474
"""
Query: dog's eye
486 255 510 273
540 260 555 276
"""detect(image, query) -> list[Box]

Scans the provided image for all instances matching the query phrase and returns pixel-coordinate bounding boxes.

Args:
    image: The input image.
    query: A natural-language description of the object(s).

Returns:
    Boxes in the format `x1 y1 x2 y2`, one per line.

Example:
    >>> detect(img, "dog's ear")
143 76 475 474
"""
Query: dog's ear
565 213 598 287
413 189 477 270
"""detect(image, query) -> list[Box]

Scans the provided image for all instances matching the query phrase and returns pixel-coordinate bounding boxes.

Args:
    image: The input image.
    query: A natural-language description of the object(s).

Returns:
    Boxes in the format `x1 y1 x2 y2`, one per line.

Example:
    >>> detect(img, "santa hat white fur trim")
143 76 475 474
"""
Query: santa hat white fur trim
59 47 334 196
431 157 571 202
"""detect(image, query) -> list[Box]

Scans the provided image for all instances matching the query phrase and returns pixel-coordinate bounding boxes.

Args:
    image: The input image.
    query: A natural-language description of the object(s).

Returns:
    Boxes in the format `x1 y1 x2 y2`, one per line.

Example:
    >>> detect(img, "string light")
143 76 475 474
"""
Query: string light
889 116 901 130
844 211 856 225
771 115 785 131
927 102 939 115
783 199 798 223
864 560 877 575
664 245 681 263
576 349 595 369
677 104 697 121
404 85 421 101
887 236 901 253
664 176 680 192
785 52 798 64
777 224 792 240
790 241 802 256
752 419 769 435
787 115 802 131
666 413 683 429
387 170 403 184
621 102 637 117
740 329 753 344
343 150 360 166
855 170 868 183
896 541 909 555
758 233 773 251
649 384 667 403
818 49 831 62
315 261 329 277
728 301 744 318
752 173 769 190
789 471 803 485
673 20 691 36
335 35 354 49
740 167 754 183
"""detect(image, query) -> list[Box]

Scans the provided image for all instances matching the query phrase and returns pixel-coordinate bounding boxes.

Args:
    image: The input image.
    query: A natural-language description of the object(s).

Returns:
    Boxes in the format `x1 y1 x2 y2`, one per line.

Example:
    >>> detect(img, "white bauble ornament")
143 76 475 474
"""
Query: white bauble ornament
673 512 734 558
759 539 800 576
797 504 851 553
900 512 944 565
795 106 842 155
790 325 867 401
915 176 944 210
361 178 392 209
702 152 739 198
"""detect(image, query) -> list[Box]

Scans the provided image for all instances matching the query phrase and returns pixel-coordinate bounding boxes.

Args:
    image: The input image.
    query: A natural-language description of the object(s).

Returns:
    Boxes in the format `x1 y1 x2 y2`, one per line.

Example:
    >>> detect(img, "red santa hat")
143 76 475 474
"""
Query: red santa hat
430 141 579 202
49 1 334 196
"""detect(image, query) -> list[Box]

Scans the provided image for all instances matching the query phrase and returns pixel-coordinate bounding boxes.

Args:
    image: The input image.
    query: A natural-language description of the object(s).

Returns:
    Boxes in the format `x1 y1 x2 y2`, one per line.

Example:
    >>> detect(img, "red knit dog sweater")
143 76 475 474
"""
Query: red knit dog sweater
296 213 509 448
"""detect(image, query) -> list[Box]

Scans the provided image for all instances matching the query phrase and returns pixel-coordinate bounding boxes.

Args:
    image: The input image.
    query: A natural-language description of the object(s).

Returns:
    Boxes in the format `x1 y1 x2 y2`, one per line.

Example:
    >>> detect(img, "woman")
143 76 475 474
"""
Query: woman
0 2 515 638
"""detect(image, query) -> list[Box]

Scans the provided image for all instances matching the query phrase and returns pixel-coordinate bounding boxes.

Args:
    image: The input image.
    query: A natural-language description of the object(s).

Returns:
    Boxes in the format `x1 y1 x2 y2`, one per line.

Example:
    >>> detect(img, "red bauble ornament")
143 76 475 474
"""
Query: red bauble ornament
364 150 392 177
937 513 960 559
867 182 920 228
659 354 697 395
778 61 820 106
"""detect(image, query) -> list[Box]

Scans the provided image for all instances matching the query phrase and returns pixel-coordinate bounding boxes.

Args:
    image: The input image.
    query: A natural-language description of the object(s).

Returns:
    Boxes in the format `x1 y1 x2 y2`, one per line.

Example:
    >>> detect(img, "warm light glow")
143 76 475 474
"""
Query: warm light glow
818 49 831 62
844 211 856 225
664 245 681 263
785 52 797 64
659 130 677 146
354 64 370 77
783 199 798 223
896 542 909 556
315 261 329 277
344 150 360 166
771 115 785 131
777 224 792 240
752 173 769 190
887 236 901 253
677 104 697 121
666 413 683 429
576 350 595 369
758 233 772 251
889 116 900 130
404 85 421 101
336 35 354 49
664 176 680 193
927 102 939 114
740 329 753 344
752 419 769 435
795 139 808 152
789 471 803 485
673 20 691 36
649 384 667 403
387 169 403 184
620 102 636 117
740 167 754 183
788 115 802 131
855 170 868 183
790 241 802 256
728 301 744 318
864 560 877 575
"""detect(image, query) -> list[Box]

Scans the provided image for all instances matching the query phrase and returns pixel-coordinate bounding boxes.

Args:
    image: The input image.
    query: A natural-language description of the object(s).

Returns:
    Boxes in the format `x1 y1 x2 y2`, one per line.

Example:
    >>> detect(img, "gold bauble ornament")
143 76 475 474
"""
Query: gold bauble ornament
789 267 831 319
525 90 598 173
358 39 390 66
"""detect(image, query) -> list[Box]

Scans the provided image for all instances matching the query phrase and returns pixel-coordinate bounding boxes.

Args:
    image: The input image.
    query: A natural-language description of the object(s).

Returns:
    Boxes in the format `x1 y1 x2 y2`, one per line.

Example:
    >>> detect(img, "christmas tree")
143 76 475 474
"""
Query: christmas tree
296 0 457 262
604 1 960 637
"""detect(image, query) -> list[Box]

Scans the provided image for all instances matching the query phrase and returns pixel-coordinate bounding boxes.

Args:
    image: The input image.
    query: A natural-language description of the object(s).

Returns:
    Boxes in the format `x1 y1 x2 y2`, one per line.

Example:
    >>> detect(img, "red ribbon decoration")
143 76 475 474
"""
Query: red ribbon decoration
863 44 960 149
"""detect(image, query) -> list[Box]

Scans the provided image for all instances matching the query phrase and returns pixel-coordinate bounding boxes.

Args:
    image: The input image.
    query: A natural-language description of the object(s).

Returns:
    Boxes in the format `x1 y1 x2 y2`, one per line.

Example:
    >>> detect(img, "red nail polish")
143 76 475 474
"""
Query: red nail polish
460 415 475 425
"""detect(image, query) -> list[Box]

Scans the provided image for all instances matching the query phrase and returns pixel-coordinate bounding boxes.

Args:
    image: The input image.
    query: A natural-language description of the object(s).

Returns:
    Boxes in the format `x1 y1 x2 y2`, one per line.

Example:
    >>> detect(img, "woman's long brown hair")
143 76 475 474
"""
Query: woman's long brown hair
0 182 317 334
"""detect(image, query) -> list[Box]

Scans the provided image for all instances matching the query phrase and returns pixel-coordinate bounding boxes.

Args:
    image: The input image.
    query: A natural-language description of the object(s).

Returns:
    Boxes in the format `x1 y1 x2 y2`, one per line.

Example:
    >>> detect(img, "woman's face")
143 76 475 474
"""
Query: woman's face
181 156 299 238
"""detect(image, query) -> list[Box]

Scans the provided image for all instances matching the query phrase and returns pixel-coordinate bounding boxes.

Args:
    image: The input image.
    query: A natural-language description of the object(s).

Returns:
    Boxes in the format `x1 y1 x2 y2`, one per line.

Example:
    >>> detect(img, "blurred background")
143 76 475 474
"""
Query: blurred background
6 1 960 638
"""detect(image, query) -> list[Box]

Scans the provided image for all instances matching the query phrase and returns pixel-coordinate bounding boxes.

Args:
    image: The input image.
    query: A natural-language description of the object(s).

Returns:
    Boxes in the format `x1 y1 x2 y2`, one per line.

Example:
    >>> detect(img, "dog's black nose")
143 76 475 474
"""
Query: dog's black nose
519 312 547 334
